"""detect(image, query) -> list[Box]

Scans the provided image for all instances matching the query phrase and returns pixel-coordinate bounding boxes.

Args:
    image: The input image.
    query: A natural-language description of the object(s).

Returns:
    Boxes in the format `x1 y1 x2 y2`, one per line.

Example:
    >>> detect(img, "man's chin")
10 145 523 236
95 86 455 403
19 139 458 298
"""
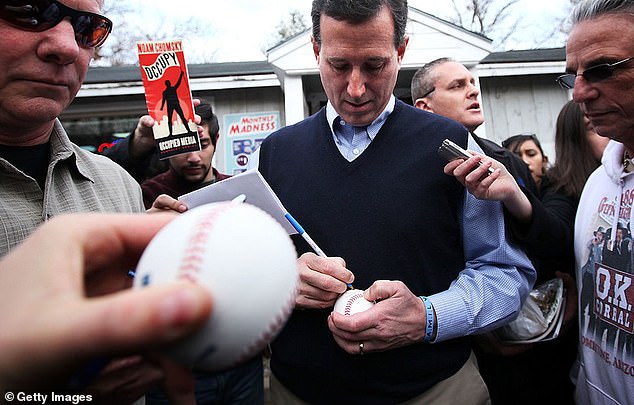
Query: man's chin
183 176 203 184
465 117 484 132
9 98 65 124
591 123 625 141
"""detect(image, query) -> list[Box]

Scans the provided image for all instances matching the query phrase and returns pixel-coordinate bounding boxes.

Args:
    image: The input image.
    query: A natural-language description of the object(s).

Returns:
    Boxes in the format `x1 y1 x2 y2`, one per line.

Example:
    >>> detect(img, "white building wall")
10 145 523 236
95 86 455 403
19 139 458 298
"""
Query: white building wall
479 74 570 161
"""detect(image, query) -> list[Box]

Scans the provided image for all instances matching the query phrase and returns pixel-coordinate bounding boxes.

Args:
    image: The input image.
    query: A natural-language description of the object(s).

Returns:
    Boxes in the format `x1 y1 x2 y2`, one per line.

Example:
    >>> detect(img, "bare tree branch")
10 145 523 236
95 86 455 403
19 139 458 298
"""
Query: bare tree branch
94 3 218 66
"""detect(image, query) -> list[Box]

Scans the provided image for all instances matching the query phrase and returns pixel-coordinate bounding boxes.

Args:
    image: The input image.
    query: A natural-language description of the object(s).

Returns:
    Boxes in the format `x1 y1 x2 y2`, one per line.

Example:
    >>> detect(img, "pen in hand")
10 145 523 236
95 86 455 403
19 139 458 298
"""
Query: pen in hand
284 213 353 290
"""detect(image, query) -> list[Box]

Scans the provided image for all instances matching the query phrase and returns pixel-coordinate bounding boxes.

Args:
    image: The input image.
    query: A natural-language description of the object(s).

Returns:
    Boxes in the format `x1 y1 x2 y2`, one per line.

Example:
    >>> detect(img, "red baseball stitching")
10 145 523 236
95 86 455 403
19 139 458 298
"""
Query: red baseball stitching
344 292 364 316
176 205 226 282
229 278 298 367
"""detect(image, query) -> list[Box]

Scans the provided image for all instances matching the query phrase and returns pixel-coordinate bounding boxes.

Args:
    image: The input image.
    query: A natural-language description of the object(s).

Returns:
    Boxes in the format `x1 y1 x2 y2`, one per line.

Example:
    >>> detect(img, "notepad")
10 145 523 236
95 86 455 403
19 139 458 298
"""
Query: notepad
178 169 296 235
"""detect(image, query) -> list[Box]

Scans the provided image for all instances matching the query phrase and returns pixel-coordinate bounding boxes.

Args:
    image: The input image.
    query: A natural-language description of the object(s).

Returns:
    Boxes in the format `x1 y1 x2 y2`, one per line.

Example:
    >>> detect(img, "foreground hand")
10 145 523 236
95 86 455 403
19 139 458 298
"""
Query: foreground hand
295 252 353 310
328 280 425 354
147 194 188 214
83 356 163 404
0 213 212 391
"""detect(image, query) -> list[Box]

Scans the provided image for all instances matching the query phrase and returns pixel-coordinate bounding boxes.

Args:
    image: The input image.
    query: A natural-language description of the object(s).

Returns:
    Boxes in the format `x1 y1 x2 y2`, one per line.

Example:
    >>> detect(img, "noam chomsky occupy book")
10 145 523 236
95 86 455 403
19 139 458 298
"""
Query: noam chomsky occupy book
138 40 200 159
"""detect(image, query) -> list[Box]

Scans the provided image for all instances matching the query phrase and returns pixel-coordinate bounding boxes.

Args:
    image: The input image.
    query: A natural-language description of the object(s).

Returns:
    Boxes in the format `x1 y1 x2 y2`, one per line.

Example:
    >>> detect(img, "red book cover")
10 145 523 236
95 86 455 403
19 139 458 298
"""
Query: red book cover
137 40 200 159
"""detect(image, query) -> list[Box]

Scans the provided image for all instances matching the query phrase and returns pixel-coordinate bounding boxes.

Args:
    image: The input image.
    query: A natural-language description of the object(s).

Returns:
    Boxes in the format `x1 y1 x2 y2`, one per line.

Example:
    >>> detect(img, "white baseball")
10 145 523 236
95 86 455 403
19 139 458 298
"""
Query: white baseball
133 201 298 372
334 289 374 316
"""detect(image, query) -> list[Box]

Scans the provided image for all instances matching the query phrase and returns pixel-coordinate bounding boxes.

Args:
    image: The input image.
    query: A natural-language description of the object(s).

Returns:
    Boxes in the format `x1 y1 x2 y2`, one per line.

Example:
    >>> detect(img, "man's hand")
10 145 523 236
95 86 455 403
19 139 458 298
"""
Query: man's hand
444 152 533 222
130 115 157 161
557 271 578 335
147 194 188 214
294 252 353 310
327 280 426 354
0 213 212 393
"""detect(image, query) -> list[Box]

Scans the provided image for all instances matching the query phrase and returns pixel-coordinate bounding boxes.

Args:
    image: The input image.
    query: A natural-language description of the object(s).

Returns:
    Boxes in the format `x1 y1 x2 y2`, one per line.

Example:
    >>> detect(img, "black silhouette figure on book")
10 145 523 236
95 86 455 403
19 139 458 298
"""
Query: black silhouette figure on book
161 71 193 136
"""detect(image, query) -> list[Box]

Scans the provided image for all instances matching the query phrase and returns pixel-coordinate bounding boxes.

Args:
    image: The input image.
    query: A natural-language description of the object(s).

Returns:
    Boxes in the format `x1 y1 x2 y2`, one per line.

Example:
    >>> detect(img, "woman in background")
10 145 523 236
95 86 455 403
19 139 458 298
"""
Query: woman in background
548 100 608 199
502 132 549 188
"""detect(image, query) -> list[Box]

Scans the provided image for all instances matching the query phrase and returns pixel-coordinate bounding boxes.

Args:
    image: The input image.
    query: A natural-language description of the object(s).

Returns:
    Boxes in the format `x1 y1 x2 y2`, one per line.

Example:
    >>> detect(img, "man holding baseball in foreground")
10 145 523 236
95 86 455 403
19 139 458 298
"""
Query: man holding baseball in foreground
257 0 535 403
0 213 212 396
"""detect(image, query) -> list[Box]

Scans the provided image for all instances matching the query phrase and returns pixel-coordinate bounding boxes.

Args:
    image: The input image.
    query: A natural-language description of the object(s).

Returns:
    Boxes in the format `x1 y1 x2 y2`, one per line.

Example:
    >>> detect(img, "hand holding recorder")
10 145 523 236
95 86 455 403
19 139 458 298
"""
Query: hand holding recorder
438 139 495 176
439 138 533 222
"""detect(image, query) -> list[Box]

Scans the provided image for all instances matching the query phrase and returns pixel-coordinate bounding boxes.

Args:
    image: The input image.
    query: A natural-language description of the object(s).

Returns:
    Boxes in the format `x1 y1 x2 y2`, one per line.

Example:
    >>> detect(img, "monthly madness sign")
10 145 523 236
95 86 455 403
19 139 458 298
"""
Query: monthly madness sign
138 40 200 159
223 112 280 174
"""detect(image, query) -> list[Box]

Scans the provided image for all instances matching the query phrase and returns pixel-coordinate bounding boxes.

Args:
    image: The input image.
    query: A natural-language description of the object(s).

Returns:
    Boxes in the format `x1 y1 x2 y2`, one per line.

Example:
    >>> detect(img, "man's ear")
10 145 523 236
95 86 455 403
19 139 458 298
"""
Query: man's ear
396 36 409 64
311 36 320 64
414 98 433 112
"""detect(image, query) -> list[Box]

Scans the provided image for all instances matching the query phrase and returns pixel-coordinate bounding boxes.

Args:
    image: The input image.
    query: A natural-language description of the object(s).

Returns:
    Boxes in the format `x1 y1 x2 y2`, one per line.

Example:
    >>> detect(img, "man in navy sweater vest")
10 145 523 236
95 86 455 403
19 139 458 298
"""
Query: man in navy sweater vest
258 1 536 404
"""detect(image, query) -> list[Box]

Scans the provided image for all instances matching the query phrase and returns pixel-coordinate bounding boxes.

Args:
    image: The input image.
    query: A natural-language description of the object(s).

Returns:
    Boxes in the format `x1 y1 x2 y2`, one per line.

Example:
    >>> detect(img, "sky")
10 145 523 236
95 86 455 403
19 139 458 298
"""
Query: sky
125 0 571 63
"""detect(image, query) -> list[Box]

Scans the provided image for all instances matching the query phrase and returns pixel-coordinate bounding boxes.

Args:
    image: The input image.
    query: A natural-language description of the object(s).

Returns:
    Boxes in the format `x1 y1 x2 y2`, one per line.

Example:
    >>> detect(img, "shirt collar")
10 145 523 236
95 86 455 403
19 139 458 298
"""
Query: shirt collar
326 95 395 140
50 119 94 183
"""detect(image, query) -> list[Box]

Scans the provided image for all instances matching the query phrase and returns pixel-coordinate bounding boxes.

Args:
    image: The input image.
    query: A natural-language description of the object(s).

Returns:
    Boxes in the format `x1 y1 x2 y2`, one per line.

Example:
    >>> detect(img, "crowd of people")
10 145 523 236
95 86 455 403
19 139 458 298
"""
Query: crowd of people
1 0 633 403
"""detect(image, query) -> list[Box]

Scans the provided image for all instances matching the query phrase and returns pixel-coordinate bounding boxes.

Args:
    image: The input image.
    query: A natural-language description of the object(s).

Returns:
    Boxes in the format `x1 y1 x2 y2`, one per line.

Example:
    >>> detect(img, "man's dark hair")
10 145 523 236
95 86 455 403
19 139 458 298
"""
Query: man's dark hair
311 0 408 49
410 57 454 101
195 100 220 146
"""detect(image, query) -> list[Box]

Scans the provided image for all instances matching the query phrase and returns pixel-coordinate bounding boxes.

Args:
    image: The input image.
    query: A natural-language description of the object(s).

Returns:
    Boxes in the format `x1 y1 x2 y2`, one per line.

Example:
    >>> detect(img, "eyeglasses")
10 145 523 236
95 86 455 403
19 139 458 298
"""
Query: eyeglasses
0 0 112 48
556 56 634 89
418 88 435 99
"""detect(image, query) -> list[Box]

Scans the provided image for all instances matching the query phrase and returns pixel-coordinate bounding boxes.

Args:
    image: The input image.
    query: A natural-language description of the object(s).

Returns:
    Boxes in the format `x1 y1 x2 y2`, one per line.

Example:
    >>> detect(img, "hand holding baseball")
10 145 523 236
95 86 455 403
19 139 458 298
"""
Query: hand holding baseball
328 280 427 355
333 289 374 316
0 213 212 392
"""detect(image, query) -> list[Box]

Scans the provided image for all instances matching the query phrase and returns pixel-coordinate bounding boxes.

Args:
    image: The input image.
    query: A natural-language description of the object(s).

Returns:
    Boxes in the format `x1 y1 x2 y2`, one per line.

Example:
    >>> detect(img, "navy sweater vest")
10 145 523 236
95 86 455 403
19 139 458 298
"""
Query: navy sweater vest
259 100 471 404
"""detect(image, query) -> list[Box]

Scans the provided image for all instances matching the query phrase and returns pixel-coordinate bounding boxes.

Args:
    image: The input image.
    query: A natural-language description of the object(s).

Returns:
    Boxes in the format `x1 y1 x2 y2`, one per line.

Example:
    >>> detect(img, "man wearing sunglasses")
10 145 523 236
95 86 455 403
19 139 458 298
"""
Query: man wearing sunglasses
0 0 187 402
565 0 634 404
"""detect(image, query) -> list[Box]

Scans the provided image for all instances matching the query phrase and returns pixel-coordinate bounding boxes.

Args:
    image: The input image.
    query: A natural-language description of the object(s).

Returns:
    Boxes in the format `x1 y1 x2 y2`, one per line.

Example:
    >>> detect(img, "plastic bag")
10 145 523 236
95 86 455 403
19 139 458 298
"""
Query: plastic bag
495 278 564 341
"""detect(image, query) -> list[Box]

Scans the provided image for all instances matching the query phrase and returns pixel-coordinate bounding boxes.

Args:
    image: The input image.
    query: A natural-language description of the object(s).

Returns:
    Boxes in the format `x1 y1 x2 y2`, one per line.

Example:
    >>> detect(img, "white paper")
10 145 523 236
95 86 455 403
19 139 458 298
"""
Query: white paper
178 169 296 235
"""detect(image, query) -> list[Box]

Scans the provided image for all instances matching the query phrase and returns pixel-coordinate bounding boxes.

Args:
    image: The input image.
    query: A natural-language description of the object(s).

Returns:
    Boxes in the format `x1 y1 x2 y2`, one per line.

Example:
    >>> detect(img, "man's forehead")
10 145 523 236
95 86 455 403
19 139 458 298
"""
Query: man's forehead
567 15 634 66
326 55 390 63
67 0 103 12
435 62 472 83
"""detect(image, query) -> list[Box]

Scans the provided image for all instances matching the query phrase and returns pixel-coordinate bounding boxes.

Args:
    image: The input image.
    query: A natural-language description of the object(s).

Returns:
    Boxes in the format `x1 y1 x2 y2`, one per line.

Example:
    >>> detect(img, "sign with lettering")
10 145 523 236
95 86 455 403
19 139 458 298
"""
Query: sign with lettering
595 264 634 334
223 112 280 174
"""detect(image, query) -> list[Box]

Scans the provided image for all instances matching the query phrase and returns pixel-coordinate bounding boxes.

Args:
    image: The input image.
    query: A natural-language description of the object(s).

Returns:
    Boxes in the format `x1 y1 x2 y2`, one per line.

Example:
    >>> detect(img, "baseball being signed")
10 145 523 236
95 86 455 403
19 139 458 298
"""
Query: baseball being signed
334 289 375 316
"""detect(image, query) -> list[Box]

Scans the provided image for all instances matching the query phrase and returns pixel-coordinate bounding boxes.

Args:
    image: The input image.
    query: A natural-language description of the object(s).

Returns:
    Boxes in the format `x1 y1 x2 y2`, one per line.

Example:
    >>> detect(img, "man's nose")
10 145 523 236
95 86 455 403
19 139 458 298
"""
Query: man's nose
572 75 599 104
37 18 81 65
187 152 201 163
467 83 479 98
347 68 366 99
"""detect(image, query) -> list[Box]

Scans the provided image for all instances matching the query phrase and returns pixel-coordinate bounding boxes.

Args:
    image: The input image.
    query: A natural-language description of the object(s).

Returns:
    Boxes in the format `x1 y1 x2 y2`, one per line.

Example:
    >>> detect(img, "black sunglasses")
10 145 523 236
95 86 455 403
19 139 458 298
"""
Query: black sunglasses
556 56 634 89
0 0 112 48
417 88 435 99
